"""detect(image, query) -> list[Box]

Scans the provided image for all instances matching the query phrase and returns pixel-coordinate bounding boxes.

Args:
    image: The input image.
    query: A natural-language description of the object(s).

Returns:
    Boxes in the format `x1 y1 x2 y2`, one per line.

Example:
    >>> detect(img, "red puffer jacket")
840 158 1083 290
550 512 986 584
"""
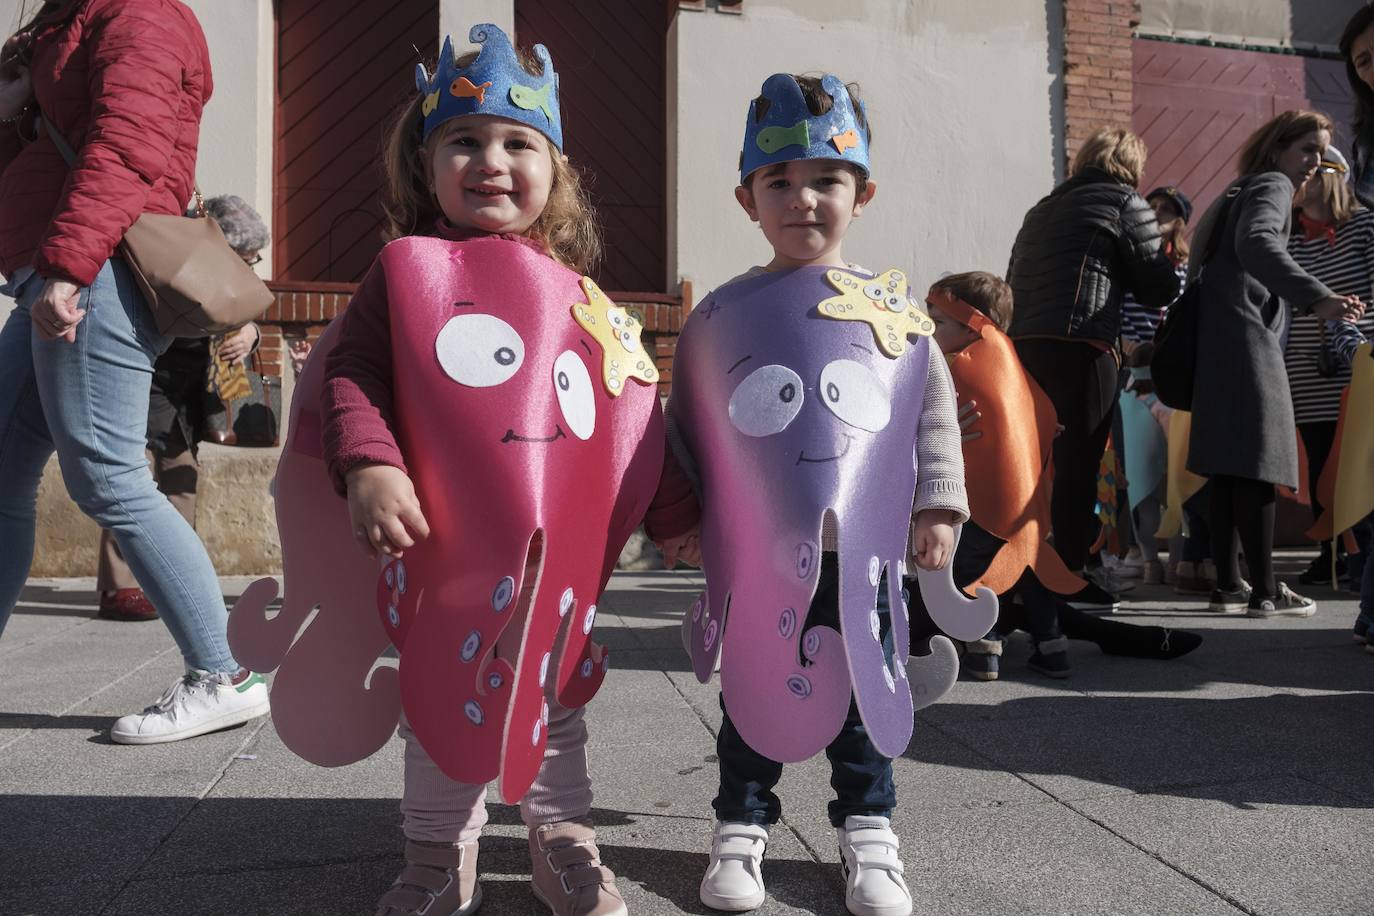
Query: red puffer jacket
0 0 212 287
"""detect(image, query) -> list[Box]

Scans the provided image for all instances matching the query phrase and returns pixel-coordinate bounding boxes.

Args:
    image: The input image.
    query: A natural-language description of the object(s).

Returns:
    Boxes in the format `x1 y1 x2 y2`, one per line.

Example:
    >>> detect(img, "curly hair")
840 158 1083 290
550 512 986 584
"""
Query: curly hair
381 48 602 275
204 194 270 257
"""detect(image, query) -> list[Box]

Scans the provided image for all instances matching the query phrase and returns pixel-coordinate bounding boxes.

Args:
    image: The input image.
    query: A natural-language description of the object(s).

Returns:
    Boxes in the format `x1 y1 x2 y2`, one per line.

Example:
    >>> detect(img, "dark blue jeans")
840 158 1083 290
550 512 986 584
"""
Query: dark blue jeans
713 553 896 829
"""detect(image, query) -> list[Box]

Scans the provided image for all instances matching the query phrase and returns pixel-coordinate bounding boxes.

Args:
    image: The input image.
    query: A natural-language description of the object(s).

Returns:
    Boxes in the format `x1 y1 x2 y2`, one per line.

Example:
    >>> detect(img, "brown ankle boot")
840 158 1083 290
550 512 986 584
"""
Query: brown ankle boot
529 820 627 916
374 839 481 916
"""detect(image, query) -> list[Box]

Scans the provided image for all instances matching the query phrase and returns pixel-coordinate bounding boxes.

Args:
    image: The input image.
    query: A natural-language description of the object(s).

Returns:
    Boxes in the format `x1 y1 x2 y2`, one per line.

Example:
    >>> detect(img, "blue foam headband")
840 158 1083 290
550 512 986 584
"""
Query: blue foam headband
415 24 563 151
740 73 870 183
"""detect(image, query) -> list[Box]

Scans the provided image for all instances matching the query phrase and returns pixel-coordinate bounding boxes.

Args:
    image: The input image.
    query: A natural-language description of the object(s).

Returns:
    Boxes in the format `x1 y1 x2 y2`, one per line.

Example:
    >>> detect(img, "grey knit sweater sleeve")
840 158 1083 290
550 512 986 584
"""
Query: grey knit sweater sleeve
914 353 970 523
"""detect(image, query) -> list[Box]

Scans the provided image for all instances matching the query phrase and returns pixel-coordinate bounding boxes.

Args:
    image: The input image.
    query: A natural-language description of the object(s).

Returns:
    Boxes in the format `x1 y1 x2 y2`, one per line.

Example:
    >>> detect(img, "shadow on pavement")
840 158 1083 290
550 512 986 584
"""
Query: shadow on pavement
0 796 840 916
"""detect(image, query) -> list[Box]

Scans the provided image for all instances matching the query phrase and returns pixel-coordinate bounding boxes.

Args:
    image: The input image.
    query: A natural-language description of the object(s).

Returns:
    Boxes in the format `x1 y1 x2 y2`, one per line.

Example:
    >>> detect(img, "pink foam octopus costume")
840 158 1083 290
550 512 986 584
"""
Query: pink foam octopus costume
672 266 999 763
229 236 666 802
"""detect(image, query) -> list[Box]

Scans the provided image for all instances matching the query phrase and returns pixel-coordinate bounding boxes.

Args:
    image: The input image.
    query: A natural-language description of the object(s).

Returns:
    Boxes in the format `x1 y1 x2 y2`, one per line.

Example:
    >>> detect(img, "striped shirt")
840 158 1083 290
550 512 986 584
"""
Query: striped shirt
1120 263 1186 344
1286 208 1374 423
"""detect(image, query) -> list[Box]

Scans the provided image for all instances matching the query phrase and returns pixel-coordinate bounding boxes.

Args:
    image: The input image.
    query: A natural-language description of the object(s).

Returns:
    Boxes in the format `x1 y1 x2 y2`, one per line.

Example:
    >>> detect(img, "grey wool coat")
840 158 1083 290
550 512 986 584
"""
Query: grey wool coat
1186 171 1332 488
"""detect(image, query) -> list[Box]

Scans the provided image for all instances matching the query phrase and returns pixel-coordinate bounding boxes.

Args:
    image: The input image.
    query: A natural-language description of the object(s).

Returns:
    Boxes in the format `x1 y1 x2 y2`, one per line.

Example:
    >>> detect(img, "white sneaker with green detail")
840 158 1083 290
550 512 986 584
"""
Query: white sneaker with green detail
109 669 269 745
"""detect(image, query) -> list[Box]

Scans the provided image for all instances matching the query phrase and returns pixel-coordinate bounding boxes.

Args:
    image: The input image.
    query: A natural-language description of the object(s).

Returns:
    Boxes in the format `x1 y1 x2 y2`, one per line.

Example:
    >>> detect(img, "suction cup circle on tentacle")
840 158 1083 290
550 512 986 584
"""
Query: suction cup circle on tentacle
460 630 482 662
785 674 812 699
539 651 551 687
796 542 816 579
531 718 542 746
867 556 881 586
703 619 719 650
778 607 797 639
582 604 596 635
691 593 705 622
581 658 594 678
802 628 822 659
464 700 484 726
559 588 575 617
487 671 503 690
492 576 515 612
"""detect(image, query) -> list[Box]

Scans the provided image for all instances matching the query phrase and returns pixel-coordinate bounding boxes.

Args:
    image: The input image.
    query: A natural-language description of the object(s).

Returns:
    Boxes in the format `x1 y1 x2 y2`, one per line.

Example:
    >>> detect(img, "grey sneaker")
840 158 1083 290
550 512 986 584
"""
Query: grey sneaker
1086 565 1136 595
1247 583 1316 619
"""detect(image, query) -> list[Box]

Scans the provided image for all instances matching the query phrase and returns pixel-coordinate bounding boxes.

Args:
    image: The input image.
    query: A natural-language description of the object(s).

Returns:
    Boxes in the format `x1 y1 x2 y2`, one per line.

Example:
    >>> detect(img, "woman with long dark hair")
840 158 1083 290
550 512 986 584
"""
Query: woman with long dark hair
0 0 267 741
1186 111 1365 617
1341 3 1374 206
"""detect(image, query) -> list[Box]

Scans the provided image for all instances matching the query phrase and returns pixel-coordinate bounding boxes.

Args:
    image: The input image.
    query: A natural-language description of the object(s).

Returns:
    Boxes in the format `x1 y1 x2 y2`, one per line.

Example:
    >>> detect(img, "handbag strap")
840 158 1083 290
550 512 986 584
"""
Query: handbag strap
38 113 207 217
1197 177 1252 269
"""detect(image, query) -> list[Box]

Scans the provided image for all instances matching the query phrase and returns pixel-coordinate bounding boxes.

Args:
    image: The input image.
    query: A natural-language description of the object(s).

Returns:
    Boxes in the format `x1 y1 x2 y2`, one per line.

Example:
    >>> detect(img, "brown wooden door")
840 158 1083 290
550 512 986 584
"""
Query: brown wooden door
274 0 439 282
1133 38 1355 216
515 0 669 293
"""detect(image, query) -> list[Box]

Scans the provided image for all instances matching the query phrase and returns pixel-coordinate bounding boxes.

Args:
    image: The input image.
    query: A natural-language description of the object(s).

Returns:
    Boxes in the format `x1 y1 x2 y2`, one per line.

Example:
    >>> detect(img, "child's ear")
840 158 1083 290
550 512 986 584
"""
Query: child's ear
851 179 878 216
734 184 760 222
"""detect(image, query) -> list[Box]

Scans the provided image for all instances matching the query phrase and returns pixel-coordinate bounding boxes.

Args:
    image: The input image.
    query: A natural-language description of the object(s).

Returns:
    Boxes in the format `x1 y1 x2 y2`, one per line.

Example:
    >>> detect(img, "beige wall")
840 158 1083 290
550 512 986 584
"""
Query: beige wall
669 0 1061 297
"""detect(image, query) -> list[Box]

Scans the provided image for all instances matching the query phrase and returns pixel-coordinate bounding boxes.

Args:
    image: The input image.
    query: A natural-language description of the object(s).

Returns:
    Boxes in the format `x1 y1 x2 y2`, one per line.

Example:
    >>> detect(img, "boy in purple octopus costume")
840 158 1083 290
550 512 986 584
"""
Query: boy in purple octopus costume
662 73 996 916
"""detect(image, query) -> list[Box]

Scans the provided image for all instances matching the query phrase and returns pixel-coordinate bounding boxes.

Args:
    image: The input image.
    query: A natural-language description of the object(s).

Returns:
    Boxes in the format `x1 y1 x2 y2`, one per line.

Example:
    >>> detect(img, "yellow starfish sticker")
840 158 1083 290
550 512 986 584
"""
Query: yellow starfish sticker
571 277 658 396
817 268 934 358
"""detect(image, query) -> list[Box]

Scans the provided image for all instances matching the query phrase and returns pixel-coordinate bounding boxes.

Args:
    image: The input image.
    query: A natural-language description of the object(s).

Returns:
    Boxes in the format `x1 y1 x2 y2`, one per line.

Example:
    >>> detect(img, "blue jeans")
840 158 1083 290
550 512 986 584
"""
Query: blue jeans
713 553 896 829
0 261 237 673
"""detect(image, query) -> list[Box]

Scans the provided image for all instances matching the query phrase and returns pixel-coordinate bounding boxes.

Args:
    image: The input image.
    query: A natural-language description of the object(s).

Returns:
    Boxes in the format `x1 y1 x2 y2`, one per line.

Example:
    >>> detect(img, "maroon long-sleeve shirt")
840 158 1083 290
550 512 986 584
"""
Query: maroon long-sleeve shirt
320 225 699 542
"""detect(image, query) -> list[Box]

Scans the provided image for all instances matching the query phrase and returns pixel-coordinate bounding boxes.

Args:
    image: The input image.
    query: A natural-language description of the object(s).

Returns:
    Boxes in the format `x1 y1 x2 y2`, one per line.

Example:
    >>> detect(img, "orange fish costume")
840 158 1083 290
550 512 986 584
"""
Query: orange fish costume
1306 342 1374 553
927 288 1085 597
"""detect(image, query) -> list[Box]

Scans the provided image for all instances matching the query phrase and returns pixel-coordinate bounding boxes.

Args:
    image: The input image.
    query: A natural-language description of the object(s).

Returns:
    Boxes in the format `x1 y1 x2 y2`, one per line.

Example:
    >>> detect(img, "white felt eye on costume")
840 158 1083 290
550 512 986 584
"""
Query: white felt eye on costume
729 364 804 437
435 314 525 387
819 359 891 432
553 350 596 440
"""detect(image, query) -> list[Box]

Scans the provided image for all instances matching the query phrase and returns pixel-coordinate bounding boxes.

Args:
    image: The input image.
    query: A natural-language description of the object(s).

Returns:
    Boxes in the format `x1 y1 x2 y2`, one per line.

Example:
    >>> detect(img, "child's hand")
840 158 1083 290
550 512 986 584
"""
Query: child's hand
957 400 982 442
911 509 958 571
658 529 702 569
345 463 431 559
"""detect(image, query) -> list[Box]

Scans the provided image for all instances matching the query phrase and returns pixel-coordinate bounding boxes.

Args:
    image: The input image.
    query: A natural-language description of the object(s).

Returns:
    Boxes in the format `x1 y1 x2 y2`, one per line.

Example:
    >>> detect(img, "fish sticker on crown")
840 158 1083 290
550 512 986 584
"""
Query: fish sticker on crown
740 73 870 182
414 23 563 150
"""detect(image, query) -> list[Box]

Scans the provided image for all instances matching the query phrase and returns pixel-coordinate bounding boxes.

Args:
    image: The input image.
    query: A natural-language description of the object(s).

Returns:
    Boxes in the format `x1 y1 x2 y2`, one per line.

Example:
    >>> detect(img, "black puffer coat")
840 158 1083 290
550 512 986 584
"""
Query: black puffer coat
1006 168 1181 346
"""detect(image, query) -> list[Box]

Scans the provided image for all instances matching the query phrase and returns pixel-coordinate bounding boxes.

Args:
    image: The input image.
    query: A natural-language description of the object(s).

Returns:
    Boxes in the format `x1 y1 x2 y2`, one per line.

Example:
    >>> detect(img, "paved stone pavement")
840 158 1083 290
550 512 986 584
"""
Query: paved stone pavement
2 558 1371 916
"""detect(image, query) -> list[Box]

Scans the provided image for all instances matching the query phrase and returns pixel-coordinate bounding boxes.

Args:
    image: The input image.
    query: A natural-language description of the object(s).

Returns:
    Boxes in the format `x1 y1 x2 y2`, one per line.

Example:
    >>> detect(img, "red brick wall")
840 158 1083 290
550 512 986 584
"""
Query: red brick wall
1063 0 1139 168
256 281 690 397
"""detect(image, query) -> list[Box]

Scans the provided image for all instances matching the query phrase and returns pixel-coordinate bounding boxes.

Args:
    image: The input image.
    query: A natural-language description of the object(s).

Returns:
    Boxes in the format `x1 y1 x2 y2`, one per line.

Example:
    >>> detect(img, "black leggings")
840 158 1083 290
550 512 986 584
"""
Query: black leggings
1014 339 1120 571
1297 421 1338 521
1209 475 1276 598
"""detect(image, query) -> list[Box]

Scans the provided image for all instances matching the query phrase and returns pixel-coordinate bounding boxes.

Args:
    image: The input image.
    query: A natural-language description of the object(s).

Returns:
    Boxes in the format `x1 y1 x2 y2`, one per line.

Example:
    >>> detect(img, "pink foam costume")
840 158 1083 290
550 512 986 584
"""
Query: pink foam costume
229 235 666 802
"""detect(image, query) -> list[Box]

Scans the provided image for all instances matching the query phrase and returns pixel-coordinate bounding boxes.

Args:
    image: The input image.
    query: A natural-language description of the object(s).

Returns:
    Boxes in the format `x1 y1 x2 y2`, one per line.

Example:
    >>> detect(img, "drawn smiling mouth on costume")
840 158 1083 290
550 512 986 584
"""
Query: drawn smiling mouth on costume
501 425 567 444
796 433 853 465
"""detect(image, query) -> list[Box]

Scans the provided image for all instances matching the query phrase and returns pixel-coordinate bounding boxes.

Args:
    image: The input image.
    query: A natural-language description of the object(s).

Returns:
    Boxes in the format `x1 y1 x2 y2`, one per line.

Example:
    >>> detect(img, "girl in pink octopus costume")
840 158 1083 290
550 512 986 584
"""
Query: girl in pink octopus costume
228 26 697 916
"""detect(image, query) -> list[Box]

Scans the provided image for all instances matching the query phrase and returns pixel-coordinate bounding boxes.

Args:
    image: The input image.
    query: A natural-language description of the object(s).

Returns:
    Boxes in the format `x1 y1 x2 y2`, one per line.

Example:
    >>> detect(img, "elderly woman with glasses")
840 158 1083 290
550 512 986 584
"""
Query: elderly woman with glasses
94 194 269 622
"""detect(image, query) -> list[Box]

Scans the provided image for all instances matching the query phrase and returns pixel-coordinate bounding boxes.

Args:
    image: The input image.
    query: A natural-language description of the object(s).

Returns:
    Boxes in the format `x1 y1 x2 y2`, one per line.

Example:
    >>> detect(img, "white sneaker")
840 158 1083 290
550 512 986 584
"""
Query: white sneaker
837 816 911 916
109 670 269 745
700 821 768 911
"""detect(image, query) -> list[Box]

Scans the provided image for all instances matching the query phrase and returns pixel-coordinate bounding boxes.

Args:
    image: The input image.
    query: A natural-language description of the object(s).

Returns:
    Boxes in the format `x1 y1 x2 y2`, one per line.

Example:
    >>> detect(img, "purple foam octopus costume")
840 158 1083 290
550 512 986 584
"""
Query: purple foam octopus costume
672 267 998 763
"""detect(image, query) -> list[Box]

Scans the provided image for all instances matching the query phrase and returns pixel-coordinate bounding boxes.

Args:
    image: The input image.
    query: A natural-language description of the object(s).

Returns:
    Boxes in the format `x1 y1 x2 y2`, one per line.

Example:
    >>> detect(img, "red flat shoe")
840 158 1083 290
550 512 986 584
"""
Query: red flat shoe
97 588 159 621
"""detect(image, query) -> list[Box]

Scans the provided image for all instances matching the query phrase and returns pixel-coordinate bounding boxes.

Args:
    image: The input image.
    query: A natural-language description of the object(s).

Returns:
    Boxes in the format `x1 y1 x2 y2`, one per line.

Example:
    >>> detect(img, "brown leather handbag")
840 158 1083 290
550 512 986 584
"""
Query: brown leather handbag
40 116 275 338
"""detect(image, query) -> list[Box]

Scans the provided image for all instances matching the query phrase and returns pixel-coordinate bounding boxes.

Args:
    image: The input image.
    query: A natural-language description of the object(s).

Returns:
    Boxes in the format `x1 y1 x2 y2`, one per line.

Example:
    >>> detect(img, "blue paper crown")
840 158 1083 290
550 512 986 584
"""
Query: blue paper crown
414 24 563 150
740 73 870 183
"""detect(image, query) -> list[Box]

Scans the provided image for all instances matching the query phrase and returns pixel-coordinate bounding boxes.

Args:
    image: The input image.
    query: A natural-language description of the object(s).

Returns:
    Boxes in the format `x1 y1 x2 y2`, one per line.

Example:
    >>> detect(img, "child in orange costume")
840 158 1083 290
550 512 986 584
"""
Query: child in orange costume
908 273 1203 679
923 273 1081 678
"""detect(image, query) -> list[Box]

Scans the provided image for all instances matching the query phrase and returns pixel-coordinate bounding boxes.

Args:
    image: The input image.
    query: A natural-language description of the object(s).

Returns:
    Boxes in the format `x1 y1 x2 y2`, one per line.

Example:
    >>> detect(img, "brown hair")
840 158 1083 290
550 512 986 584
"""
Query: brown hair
1071 127 1147 187
1236 110 1335 176
1159 219 1190 265
381 48 602 274
931 271 1014 332
746 74 871 193
1 0 77 72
